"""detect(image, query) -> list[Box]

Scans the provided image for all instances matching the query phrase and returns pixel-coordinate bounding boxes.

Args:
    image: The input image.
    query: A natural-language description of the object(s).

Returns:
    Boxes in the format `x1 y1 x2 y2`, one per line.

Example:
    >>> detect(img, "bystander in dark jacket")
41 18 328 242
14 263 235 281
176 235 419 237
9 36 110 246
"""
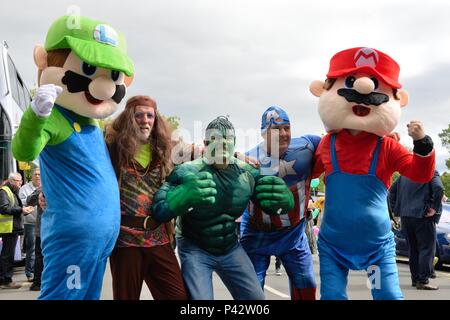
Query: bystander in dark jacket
0 173 33 288
388 170 444 290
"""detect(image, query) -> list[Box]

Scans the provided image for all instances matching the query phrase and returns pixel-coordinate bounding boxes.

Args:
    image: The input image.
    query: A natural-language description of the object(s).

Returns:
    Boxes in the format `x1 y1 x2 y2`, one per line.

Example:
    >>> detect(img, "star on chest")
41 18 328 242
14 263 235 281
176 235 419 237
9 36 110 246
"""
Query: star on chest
278 159 297 178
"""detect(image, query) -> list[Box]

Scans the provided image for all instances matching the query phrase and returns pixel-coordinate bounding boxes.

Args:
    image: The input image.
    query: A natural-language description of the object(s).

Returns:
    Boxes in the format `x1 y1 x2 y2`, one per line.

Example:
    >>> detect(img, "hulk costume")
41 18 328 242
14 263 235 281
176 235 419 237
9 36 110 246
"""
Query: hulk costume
152 116 294 299
153 158 292 255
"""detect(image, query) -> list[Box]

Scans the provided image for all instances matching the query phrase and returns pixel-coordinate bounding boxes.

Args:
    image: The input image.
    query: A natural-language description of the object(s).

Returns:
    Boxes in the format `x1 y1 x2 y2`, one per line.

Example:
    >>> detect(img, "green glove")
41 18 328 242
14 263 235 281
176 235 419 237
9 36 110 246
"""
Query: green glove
254 176 294 215
166 171 217 216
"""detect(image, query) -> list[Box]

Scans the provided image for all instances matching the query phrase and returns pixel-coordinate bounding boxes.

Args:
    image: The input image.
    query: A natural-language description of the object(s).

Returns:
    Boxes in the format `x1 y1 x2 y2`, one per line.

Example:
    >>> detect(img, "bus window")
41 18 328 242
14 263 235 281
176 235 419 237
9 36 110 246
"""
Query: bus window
7 55 26 112
0 104 12 181
23 85 31 106
17 76 28 110
7 55 20 107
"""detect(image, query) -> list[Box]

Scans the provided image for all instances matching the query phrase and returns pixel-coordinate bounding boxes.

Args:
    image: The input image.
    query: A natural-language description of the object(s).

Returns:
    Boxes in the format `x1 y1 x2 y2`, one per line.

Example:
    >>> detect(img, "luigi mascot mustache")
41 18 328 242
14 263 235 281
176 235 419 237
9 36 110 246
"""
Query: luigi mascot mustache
62 70 126 104
12 15 134 300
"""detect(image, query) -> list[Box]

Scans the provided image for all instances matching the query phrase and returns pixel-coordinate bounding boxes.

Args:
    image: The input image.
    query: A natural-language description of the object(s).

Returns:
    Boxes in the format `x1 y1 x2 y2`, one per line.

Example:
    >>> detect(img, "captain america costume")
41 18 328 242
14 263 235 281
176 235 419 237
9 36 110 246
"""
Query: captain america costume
239 106 321 300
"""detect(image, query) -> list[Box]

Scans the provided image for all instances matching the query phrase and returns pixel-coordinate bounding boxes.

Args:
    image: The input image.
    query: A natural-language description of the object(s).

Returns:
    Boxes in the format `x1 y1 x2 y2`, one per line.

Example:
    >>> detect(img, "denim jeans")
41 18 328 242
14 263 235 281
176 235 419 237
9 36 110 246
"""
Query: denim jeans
177 236 265 300
24 224 36 278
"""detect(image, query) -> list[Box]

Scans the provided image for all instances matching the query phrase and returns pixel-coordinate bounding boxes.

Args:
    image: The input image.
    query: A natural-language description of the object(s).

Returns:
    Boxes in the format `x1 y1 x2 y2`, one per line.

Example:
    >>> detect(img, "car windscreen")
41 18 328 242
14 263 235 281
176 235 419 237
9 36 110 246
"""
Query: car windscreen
440 204 450 224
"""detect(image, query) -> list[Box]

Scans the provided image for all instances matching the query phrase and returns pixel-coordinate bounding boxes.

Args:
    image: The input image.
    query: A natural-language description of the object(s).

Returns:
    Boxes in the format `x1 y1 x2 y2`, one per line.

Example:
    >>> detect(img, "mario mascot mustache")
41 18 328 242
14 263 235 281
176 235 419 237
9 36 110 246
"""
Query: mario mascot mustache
62 70 126 104
337 88 389 106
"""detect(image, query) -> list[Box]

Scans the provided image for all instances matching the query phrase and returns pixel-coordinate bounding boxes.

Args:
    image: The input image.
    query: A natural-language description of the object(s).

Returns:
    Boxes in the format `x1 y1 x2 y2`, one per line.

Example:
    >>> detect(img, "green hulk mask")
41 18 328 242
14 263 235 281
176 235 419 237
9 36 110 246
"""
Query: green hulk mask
203 116 236 166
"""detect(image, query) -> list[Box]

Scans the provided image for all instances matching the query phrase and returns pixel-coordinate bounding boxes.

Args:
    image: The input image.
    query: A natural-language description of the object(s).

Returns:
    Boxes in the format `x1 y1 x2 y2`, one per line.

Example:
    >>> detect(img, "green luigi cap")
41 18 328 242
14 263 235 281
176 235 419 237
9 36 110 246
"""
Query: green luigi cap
44 15 134 76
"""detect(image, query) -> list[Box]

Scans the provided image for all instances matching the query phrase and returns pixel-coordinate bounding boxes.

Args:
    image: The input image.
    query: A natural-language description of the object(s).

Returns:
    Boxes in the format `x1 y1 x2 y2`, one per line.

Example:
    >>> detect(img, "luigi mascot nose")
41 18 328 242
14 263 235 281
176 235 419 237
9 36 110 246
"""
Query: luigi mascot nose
12 15 134 300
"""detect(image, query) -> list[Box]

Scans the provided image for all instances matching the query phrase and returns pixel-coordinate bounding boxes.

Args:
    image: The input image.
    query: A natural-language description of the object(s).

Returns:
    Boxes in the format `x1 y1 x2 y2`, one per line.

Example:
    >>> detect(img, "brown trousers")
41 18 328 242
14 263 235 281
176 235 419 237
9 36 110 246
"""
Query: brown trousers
110 243 188 300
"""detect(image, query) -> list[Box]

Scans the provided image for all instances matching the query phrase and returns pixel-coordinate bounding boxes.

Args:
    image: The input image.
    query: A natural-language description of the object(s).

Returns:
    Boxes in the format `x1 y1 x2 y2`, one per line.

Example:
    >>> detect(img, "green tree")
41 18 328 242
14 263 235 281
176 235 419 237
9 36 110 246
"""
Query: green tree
164 115 180 131
438 124 450 170
441 172 450 198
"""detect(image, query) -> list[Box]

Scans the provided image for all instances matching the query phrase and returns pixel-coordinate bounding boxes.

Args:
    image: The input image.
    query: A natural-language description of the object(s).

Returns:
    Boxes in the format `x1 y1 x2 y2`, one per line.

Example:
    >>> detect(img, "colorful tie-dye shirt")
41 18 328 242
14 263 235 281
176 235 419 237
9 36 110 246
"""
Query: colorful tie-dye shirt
116 160 170 248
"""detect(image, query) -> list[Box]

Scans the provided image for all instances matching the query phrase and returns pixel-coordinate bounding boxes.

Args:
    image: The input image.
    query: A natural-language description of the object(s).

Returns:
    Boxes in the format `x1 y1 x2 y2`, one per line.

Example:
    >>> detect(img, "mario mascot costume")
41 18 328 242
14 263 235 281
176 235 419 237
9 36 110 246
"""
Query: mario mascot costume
309 47 435 300
12 15 134 299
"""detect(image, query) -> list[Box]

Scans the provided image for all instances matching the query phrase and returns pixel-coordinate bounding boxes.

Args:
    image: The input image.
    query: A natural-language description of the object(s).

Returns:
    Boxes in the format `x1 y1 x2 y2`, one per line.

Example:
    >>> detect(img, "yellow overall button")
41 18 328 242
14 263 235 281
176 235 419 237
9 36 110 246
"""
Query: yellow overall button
73 122 81 133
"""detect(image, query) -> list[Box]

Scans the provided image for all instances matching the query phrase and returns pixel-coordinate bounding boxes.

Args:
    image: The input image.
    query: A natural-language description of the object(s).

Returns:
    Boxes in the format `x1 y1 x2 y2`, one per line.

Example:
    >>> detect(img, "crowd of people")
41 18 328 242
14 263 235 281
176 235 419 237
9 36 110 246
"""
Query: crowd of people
1 96 445 299
0 15 445 300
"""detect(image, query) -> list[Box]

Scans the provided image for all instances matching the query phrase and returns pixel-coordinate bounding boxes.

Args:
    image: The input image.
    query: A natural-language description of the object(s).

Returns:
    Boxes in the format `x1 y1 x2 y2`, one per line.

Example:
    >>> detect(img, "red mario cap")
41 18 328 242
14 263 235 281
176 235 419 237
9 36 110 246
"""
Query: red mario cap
326 47 402 89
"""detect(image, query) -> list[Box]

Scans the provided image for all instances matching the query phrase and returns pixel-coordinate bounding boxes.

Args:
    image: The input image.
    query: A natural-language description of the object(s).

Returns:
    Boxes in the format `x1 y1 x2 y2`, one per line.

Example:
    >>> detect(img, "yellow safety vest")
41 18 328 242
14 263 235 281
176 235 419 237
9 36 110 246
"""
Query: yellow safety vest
0 186 15 234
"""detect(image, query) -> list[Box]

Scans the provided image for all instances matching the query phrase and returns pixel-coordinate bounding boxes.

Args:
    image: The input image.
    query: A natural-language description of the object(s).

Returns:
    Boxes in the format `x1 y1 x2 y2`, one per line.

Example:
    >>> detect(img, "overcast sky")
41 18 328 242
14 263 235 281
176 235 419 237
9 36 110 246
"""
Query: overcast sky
1 0 449 172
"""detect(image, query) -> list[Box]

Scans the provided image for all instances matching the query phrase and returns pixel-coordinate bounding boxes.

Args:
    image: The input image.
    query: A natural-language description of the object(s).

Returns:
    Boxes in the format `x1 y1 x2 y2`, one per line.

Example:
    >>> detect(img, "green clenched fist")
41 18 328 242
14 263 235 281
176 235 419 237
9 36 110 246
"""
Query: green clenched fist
255 176 294 215
167 171 217 216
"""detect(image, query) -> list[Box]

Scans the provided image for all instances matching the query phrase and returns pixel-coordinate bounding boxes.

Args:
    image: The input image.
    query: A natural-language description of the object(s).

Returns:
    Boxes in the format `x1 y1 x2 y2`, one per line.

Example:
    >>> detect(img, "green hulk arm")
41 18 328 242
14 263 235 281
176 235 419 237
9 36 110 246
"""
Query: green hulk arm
12 107 71 161
237 160 294 215
152 165 217 222
253 175 295 215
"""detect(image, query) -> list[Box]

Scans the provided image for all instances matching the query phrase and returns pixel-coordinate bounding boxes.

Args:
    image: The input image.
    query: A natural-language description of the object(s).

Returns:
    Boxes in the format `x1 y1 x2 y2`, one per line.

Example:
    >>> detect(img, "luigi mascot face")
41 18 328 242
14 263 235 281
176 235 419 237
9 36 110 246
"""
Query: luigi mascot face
34 15 134 118
12 15 134 300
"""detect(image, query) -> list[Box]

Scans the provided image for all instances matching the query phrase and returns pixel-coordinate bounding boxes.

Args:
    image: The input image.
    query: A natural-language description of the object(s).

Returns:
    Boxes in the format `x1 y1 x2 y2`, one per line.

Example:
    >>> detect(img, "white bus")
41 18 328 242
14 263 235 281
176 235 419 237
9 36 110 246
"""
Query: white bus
0 41 32 265
0 41 32 181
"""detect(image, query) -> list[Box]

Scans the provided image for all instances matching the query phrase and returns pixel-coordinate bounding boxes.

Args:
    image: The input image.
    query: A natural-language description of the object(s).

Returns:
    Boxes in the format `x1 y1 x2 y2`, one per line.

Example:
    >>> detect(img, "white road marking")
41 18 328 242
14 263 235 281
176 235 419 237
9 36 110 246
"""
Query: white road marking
264 285 290 299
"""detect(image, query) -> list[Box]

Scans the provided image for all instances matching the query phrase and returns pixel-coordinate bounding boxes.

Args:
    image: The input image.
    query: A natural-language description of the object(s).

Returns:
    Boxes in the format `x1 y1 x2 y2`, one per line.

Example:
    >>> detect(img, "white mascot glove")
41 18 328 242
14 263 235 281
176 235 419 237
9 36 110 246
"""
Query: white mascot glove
31 84 63 117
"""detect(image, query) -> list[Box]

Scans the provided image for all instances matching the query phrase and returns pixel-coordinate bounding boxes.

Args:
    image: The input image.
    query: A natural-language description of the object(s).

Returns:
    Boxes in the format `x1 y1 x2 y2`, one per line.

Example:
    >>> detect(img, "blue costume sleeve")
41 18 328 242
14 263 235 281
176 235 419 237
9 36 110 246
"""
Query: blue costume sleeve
304 134 322 151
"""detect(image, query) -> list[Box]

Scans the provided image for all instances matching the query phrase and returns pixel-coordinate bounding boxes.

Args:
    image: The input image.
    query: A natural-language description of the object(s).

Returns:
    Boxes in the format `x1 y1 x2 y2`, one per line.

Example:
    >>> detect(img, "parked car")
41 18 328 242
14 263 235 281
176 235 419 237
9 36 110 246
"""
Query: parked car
393 203 450 269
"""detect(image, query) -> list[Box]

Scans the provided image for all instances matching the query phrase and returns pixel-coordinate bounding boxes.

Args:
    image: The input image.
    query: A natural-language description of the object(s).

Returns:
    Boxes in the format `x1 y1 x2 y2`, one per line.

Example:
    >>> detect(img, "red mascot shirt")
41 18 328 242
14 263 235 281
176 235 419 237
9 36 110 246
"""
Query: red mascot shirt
313 130 435 187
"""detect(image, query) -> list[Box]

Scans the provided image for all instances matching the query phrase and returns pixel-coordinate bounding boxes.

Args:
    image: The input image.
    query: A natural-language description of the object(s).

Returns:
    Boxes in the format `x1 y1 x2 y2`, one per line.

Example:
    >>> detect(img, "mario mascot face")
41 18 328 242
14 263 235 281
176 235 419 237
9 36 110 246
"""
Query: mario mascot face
309 47 409 137
33 15 134 119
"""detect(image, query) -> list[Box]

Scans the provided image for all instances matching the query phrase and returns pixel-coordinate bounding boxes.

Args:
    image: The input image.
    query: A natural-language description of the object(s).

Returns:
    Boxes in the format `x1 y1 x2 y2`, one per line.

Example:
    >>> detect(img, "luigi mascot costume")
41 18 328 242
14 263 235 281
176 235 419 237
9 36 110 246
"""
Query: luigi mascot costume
12 15 134 299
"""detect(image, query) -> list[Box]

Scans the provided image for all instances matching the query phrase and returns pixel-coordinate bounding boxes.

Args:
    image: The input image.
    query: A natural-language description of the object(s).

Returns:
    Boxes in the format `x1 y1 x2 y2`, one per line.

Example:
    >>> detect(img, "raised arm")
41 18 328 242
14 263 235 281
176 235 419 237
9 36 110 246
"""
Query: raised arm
12 84 63 161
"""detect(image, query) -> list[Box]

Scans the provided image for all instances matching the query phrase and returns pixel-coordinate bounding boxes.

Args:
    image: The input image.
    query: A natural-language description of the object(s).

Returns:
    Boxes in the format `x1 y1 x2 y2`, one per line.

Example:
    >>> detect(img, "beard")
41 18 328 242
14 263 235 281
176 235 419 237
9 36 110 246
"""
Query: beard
137 126 151 143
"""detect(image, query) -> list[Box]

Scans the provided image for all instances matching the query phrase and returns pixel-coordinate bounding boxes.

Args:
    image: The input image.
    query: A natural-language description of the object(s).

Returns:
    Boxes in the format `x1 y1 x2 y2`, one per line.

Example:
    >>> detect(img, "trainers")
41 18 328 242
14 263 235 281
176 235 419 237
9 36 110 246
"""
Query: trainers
416 282 439 290
275 268 282 276
1 282 22 289
29 284 41 291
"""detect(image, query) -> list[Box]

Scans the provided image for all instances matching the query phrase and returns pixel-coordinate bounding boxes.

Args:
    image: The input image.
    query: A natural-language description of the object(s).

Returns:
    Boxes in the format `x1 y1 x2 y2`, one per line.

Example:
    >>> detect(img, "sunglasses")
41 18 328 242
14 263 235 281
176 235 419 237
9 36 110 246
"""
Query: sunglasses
134 112 155 120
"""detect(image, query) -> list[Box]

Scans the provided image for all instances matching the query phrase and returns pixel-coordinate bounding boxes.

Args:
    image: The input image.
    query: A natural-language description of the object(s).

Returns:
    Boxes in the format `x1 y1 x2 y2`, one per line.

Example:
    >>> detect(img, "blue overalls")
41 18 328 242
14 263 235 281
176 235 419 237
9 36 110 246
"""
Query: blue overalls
38 106 120 300
318 134 403 300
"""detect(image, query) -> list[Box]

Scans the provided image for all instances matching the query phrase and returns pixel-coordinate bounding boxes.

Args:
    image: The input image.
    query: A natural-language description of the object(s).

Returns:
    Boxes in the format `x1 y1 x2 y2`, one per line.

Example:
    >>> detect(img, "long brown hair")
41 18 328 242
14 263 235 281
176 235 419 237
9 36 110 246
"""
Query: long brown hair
105 95 174 179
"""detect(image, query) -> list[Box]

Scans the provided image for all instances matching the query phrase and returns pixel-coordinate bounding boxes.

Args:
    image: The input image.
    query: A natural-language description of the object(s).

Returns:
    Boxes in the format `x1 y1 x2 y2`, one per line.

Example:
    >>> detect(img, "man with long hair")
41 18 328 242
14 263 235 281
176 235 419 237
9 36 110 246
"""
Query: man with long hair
105 95 187 300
